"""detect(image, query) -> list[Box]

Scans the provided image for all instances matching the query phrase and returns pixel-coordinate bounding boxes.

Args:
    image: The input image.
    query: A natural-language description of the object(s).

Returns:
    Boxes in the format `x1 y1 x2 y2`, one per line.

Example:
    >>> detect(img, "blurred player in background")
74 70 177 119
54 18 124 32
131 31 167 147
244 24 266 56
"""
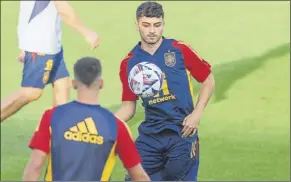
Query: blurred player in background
23 57 150 181
1 1 100 122
115 1 215 181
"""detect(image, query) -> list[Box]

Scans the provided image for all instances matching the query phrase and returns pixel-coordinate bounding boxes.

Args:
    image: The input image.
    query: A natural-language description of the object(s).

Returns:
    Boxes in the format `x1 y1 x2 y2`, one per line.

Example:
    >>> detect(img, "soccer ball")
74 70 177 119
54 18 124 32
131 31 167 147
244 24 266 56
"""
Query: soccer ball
128 62 163 98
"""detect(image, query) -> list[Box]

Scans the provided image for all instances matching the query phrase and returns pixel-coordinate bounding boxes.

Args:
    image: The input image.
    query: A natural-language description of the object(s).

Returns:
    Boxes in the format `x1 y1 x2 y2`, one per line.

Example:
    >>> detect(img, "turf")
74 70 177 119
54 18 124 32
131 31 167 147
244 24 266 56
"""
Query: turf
1 1 290 181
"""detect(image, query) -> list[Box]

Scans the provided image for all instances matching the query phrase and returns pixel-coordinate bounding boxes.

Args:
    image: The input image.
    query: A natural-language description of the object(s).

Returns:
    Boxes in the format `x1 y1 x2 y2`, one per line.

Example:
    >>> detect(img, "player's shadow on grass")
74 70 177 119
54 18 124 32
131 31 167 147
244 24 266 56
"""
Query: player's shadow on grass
195 43 290 103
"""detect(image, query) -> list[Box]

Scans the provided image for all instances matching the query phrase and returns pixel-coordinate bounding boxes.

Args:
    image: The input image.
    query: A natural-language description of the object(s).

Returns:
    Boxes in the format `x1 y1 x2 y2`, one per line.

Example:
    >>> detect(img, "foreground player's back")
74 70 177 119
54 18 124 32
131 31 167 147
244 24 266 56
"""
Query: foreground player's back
47 101 118 181
25 57 150 181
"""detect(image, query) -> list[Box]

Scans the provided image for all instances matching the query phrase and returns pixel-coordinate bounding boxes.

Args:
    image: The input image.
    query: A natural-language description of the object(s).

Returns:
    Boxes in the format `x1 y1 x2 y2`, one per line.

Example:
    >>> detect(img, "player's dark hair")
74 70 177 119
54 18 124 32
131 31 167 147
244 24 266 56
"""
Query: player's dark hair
136 1 164 20
74 57 102 87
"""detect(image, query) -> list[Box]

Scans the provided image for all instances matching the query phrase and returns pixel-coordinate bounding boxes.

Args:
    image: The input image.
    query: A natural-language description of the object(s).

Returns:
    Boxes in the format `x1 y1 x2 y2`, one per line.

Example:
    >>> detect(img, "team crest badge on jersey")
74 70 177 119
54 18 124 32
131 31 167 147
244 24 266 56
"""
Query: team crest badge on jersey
164 52 176 67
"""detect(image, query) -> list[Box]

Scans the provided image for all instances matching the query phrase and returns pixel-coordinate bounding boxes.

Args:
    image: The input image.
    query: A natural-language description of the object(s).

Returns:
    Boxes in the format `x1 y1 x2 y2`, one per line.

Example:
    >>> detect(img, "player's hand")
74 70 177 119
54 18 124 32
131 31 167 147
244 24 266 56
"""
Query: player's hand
18 51 25 63
181 110 202 138
84 30 100 50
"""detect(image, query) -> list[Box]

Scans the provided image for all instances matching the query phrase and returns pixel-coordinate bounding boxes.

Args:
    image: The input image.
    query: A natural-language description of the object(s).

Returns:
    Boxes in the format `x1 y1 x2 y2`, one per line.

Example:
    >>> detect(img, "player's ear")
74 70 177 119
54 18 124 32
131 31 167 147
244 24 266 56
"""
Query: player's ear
98 79 104 90
72 79 78 90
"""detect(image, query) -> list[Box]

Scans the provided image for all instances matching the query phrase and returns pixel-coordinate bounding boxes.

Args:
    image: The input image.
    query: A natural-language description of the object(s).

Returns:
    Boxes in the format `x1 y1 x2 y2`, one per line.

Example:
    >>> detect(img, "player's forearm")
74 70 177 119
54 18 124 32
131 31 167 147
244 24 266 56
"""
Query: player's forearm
115 108 135 122
115 101 136 122
128 164 151 181
131 173 151 181
22 164 42 181
23 150 47 181
54 1 90 37
195 73 215 112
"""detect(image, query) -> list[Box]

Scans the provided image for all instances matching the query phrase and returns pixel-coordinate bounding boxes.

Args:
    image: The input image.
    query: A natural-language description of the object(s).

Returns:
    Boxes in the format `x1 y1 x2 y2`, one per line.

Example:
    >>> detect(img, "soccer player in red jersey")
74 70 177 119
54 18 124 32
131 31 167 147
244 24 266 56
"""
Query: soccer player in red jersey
23 57 150 181
115 1 215 181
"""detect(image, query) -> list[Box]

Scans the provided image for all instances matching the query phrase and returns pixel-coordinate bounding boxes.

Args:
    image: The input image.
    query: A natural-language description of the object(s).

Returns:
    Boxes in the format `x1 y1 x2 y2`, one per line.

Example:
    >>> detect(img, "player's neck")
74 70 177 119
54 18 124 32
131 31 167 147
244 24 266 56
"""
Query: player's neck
76 91 99 105
141 38 163 55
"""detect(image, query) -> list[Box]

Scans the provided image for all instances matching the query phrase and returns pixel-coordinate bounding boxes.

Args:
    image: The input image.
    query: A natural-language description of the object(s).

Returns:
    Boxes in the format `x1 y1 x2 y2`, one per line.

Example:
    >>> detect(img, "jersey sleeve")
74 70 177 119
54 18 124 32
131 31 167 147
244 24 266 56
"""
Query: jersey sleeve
115 118 141 168
119 54 139 101
173 41 212 83
29 108 55 154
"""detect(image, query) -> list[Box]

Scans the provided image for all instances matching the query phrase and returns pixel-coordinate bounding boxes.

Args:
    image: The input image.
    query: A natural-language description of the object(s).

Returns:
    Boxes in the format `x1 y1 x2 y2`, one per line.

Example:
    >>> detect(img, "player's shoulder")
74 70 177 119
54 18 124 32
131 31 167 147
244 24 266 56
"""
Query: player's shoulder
120 52 135 65
120 49 138 70
168 38 198 54
120 41 144 64
40 106 58 121
163 37 176 44
167 38 191 48
97 106 115 116
96 107 130 133
161 37 192 51
54 101 75 109
160 37 180 46
43 107 57 115
97 106 119 123
46 101 77 114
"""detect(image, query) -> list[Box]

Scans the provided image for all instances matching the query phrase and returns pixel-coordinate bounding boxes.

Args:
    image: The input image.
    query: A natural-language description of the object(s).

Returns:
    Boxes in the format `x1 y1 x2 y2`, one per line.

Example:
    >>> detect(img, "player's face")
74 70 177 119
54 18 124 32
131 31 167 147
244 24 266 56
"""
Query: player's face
137 16 164 45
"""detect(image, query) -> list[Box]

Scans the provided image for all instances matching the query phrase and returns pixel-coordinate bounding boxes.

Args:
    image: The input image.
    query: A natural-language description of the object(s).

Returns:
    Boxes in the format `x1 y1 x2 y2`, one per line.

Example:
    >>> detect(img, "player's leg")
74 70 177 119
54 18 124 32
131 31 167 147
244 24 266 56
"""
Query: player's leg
163 130 199 181
52 77 70 106
1 88 42 122
125 131 165 181
48 48 70 106
0 52 52 122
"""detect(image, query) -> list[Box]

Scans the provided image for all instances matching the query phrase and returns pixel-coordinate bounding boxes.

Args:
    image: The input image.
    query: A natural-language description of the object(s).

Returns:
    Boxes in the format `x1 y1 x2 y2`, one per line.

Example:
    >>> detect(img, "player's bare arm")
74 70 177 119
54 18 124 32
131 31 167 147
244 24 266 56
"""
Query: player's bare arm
116 55 139 122
23 109 50 180
172 41 215 137
194 73 215 112
182 73 215 137
127 164 151 181
115 101 137 122
23 149 47 181
54 1 100 49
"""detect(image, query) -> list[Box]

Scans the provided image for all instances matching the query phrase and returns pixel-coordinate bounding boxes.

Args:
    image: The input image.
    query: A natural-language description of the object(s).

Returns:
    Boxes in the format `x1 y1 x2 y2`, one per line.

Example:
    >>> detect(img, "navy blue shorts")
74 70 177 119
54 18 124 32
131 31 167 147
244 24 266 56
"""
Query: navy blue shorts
125 129 200 181
21 48 69 89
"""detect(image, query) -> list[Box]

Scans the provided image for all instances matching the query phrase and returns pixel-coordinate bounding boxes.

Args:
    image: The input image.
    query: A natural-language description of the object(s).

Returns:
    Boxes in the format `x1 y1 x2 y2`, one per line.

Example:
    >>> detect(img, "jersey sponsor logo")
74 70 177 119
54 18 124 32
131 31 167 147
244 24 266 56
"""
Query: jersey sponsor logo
64 117 104 145
164 51 176 67
148 73 176 105
149 94 176 105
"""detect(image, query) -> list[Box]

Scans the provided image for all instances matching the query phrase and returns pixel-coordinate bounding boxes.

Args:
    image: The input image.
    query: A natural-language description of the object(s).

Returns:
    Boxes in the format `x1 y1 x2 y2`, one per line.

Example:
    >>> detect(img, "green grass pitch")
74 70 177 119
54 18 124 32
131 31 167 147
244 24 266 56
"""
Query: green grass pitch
1 1 290 181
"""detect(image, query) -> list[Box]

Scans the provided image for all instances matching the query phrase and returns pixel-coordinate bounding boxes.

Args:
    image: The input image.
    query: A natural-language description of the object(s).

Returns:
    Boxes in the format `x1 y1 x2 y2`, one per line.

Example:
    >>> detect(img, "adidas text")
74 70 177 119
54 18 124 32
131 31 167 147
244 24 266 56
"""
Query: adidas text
64 131 104 145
